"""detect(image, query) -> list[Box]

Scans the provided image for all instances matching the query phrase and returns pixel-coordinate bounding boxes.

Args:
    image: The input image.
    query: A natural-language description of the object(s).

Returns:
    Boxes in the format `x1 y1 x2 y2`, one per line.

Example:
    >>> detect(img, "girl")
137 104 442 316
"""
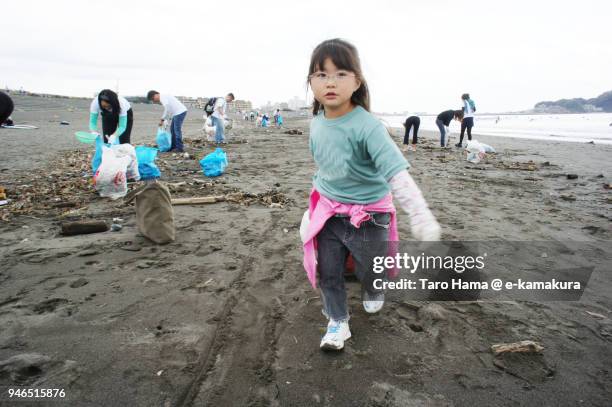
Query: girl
457 93 476 148
435 109 463 147
402 115 420 151
302 39 441 351
89 89 133 144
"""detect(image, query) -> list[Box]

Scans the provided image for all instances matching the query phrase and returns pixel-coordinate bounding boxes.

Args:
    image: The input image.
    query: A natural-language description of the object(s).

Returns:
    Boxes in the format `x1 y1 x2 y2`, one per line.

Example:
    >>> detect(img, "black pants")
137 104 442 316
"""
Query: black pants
459 117 474 144
403 116 420 145
101 108 133 144
0 92 14 125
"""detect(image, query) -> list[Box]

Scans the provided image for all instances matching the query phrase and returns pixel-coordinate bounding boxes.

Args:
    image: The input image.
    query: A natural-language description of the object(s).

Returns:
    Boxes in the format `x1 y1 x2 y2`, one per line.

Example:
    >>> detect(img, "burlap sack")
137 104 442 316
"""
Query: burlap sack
125 180 175 244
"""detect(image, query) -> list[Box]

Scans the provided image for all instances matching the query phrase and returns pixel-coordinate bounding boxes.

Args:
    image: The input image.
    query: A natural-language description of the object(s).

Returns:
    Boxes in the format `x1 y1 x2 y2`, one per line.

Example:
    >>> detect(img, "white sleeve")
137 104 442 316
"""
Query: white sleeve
389 170 441 241
90 98 100 114
160 95 168 120
217 99 225 115
119 97 130 116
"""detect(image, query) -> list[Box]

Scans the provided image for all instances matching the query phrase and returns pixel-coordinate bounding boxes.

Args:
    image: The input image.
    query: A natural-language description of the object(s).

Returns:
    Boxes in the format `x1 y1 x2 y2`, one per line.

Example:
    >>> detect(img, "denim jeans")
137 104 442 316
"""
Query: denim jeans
171 111 186 151
316 212 391 321
436 118 446 147
211 115 225 143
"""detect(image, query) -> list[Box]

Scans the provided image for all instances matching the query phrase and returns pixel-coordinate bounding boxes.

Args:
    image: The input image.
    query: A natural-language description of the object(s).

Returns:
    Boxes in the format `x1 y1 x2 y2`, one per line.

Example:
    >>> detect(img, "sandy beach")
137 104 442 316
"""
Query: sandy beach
1 94 611 406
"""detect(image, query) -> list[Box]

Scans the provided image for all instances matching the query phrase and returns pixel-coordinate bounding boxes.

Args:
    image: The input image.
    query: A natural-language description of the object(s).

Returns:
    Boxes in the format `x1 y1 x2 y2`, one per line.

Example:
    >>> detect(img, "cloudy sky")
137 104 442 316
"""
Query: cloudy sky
2 0 611 113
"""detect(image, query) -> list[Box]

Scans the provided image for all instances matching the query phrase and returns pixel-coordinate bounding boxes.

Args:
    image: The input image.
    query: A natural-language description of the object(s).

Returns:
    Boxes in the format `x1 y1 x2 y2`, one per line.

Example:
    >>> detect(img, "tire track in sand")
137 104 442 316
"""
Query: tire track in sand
177 210 288 406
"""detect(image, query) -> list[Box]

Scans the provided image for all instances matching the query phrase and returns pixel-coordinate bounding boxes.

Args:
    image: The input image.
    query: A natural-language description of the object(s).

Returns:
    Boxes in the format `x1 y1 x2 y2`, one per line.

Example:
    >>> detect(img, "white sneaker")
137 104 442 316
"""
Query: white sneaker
363 290 385 314
320 319 351 351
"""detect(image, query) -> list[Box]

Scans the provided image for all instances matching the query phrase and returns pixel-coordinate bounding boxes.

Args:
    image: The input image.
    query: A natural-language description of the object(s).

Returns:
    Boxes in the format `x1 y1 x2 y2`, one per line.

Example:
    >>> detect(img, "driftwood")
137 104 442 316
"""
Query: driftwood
491 340 544 356
61 220 109 236
171 196 226 205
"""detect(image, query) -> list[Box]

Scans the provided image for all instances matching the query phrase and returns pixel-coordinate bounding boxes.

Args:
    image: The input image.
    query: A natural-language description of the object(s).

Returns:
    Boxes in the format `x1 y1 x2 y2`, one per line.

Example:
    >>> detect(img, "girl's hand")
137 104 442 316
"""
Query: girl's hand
410 210 441 241
389 170 442 241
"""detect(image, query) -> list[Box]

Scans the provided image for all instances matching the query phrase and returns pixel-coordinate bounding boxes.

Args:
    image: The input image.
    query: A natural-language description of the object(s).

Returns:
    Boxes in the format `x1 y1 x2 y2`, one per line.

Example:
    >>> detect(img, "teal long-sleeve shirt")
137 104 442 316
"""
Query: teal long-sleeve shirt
89 112 127 136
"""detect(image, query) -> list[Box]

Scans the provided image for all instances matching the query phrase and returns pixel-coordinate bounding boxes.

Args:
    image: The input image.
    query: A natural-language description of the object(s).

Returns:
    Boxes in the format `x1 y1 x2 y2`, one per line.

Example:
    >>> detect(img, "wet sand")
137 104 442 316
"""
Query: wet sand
0 95 611 406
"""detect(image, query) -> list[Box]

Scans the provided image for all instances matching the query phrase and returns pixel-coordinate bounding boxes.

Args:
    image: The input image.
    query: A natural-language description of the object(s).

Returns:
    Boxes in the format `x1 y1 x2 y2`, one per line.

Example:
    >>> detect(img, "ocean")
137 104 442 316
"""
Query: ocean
380 113 612 145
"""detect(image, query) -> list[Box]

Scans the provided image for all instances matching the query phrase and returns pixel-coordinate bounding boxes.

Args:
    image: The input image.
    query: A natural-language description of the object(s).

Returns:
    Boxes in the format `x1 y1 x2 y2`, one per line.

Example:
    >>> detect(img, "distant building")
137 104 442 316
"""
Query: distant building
288 96 307 111
228 99 253 113
177 96 199 108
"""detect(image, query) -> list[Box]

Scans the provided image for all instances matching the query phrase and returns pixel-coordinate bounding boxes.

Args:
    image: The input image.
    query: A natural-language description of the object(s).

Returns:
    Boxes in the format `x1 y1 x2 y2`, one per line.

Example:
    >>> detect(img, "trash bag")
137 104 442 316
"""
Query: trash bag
113 144 140 181
466 140 487 164
91 135 105 174
93 146 131 200
92 134 125 174
156 127 172 152
480 142 496 153
125 181 175 244
199 148 228 177
135 146 161 180
204 117 216 142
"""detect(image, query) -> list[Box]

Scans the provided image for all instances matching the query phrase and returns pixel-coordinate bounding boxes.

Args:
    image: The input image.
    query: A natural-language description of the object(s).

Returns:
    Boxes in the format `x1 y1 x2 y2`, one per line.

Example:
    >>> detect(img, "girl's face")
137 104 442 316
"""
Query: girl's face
310 58 361 117
100 100 111 111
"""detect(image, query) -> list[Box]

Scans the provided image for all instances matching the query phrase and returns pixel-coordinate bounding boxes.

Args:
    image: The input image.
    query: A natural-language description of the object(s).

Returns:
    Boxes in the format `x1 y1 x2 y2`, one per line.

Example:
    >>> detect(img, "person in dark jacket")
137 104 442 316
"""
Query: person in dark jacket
402 116 420 151
436 110 463 147
0 91 14 126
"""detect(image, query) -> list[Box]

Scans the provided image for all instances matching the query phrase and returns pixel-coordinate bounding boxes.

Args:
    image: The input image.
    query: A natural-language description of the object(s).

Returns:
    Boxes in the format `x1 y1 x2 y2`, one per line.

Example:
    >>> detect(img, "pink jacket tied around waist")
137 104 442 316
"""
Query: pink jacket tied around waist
302 188 399 289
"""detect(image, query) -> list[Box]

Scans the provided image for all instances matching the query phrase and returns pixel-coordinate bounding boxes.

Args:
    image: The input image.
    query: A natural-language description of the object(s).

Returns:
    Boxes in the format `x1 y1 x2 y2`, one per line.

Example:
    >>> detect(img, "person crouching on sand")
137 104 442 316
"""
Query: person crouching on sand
402 115 420 151
435 109 463 147
301 38 441 351
89 89 134 144
147 90 188 152
0 91 14 127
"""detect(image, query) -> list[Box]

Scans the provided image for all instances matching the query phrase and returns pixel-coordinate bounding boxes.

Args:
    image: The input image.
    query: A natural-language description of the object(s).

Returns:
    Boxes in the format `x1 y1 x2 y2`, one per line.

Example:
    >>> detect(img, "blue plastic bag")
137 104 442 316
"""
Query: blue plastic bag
156 127 172 152
199 148 228 177
135 146 161 180
91 135 106 174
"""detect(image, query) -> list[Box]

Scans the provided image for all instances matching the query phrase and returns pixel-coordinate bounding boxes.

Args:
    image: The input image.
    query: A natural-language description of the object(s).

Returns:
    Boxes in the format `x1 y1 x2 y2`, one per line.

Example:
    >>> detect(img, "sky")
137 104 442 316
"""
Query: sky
2 0 611 114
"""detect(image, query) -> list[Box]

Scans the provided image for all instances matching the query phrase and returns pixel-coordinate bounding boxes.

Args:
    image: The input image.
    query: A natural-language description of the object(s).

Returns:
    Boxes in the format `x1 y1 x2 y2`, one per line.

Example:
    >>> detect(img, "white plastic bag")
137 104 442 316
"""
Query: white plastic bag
466 140 486 164
480 142 496 153
94 146 131 200
112 144 140 181
204 117 216 142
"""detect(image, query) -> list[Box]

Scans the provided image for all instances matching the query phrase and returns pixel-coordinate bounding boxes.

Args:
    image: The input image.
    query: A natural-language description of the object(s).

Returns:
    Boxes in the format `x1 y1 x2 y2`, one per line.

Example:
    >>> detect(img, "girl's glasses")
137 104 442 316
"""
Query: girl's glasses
309 71 355 84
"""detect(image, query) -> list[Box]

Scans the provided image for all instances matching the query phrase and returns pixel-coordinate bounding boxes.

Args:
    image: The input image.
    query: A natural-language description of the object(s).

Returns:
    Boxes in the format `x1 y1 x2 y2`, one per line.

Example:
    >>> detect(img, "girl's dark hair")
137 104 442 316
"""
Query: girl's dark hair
461 93 470 100
307 38 369 115
454 110 464 120
98 89 120 121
